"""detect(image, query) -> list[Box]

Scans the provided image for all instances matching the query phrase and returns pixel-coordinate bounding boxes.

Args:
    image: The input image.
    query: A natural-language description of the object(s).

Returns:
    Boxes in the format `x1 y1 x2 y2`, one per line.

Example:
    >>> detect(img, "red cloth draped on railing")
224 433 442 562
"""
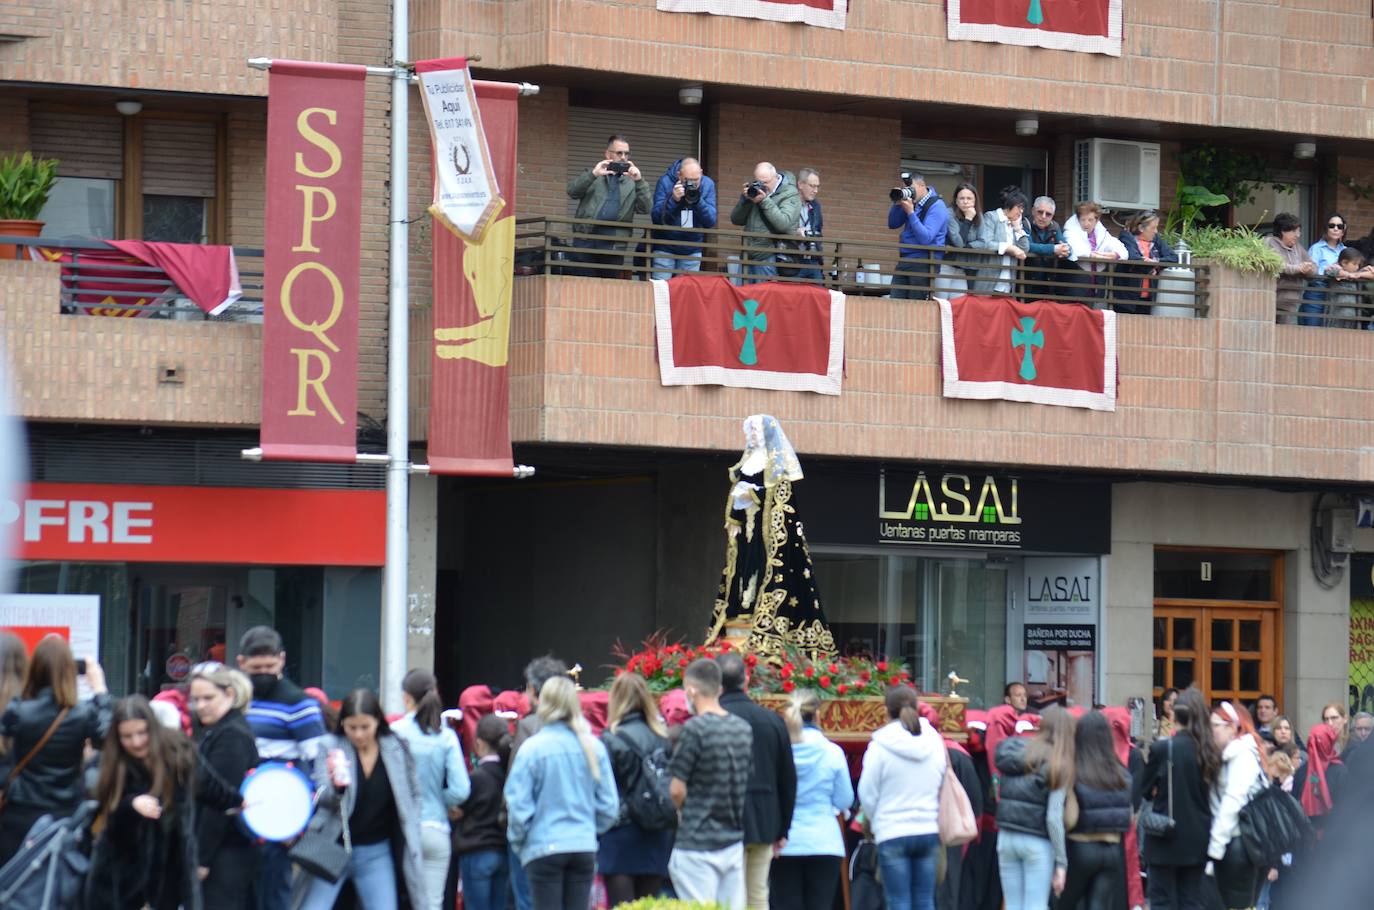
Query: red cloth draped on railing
28 245 172 317
107 240 241 315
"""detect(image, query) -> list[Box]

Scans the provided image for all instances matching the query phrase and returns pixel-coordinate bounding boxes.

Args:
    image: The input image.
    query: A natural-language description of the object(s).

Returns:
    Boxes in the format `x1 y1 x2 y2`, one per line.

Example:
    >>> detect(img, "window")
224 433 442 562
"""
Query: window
143 194 207 244
39 177 117 240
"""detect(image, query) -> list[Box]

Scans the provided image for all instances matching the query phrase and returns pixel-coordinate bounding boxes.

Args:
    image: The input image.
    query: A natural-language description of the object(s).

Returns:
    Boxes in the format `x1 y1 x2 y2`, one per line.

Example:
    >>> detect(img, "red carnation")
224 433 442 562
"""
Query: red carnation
780 667 793 680
876 661 888 672
819 676 832 689
859 671 872 682
744 653 758 668
828 663 839 674
837 683 849 695
678 657 689 669
804 667 816 679
782 680 796 692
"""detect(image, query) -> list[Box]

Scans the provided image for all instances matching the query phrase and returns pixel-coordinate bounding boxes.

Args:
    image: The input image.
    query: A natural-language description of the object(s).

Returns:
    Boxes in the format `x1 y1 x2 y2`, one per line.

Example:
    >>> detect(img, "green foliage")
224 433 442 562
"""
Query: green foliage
0 152 59 221
1183 225 1284 276
1163 182 1230 237
1177 143 1283 212
612 900 727 910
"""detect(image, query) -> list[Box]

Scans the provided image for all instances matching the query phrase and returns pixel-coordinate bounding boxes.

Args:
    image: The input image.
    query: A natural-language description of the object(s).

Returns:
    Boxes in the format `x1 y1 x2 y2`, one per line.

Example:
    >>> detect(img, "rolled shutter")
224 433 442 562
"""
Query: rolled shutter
566 107 700 224
29 111 123 179
142 119 217 197
901 139 1047 170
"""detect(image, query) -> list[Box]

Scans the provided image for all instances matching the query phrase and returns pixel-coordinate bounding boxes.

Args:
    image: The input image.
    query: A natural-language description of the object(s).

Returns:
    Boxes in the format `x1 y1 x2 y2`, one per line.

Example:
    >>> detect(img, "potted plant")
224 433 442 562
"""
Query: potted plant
0 152 59 260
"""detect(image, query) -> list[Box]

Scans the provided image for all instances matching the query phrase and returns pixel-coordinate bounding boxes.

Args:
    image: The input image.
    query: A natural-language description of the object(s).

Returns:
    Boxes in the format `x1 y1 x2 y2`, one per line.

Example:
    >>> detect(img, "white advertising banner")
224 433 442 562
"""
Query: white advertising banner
0 593 101 660
417 58 504 243
1021 557 1099 709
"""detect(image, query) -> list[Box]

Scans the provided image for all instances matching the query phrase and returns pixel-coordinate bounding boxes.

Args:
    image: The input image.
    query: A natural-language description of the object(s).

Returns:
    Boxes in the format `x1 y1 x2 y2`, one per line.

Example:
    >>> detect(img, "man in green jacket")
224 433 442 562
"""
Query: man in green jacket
730 162 800 284
562 134 653 278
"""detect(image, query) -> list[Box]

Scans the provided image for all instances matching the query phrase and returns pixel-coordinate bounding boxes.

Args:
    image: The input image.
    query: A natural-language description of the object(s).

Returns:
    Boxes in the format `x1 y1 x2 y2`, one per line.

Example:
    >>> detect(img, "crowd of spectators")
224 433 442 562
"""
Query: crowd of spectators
558 133 1374 326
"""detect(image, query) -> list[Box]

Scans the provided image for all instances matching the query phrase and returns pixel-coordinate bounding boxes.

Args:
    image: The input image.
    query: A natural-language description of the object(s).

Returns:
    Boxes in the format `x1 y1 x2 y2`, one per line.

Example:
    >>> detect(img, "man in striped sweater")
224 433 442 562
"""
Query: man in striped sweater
237 625 328 910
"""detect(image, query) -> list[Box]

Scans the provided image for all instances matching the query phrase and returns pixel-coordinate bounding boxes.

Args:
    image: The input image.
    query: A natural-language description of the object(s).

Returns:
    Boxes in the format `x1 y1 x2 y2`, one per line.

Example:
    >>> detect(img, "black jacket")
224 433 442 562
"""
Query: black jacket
602 712 670 828
87 760 202 910
0 688 112 811
994 737 1050 838
719 690 796 844
456 760 507 855
1137 733 1213 867
196 711 259 868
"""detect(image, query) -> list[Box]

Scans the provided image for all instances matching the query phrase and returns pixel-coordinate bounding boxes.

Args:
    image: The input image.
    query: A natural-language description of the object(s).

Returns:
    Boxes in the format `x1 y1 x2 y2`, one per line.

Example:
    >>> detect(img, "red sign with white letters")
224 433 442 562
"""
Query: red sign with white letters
3 483 385 566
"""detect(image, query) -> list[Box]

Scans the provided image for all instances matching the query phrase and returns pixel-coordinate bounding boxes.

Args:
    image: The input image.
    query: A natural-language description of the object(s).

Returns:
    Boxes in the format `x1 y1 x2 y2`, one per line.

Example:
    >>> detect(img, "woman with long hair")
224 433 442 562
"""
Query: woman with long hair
1139 688 1219 910
1272 715 1306 760
454 714 513 910
0 632 27 768
86 695 201 910
598 671 673 905
1057 712 1132 910
773 689 854 910
993 705 1075 910
1156 687 1179 739
857 685 949 910
293 688 428 910
189 664 260 910
1319 701 1349 752
0 635 111 864
1207 700 1266 909
393 669 470 910
504 675 618 910
935 181 982 295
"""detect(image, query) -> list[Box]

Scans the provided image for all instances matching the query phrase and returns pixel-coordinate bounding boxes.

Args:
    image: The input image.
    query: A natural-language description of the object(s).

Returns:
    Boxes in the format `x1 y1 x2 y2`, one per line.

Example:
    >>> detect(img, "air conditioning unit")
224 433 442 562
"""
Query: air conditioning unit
1074 139 1161 211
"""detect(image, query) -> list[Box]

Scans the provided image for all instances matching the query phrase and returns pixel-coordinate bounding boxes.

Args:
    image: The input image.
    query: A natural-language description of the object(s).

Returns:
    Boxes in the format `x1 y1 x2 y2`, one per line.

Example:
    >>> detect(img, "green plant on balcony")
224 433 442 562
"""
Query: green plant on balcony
1183 224 1284 277
0 152 59 221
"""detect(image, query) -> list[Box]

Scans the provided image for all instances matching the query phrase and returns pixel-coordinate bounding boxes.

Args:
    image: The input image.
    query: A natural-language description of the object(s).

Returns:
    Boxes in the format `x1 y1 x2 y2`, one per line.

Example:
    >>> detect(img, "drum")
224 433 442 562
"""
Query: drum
239 761 315 842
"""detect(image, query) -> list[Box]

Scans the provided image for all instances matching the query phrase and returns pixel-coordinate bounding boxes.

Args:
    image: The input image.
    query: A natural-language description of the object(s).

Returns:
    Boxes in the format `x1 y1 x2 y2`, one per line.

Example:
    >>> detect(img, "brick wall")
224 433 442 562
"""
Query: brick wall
0 0 55 40
226 111 266 248
503 268 1374 484
1335 155 1374 242
515 87 570 218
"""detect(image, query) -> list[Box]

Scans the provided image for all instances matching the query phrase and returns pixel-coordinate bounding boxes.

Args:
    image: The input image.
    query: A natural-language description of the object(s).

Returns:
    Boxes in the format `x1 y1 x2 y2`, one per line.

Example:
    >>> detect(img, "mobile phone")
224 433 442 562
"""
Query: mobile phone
76 659 87 675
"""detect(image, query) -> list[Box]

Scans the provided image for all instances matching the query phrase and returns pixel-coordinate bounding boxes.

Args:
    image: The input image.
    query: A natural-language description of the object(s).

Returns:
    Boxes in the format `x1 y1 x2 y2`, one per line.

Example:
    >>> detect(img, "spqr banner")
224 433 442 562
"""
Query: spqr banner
426 75 519 475
260 61 366 462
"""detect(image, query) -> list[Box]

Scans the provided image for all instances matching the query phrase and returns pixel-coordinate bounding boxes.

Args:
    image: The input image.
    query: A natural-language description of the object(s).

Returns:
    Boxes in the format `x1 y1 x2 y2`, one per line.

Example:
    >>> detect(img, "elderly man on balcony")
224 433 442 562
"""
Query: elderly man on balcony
650 157 718 281
562 133 653 278
730 162 800 285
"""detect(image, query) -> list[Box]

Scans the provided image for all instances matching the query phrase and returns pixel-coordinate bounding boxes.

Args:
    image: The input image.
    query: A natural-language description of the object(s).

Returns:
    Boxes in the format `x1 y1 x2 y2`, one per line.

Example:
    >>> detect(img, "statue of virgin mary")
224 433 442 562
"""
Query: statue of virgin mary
709 415 836 661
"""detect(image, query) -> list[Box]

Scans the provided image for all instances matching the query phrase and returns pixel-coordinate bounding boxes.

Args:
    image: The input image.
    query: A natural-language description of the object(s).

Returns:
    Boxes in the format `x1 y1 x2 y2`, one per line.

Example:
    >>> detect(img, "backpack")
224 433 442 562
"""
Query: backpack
615 727 677 832
1237 779 1311 868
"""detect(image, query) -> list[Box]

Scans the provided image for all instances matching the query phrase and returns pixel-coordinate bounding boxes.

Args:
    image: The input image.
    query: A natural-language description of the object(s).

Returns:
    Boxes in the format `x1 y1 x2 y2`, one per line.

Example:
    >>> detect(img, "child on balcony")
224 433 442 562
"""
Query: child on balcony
1327 247 1374 330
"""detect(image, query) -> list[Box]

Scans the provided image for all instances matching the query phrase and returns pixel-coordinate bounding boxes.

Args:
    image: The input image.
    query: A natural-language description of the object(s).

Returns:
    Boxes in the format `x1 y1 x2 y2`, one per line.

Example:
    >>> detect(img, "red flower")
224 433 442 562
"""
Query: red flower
717 639 733 650
827 663 839 674
744 653 758 668
804 667 816 679
782 680 796 693
876 661 888 672
615 668 625 676
666 644 682 654
819 676 832 689
780 668 793 680
837 683 849 695
859 671 872 682
782 662 795 673
677 657 689 669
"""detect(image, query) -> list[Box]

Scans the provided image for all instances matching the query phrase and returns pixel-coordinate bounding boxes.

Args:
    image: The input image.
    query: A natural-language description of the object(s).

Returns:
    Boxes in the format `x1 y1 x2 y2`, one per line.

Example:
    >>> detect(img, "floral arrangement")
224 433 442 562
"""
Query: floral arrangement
611 635 912 699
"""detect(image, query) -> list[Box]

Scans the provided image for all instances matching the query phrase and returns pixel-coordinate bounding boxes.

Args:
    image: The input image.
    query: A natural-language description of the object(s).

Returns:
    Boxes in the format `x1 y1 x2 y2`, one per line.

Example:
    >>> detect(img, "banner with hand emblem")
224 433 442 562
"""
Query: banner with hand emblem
417 58 503 243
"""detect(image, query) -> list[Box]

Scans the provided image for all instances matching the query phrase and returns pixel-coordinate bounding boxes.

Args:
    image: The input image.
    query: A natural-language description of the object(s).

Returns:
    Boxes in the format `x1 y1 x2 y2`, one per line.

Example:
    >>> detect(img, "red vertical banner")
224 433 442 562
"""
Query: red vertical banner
260 61 366 462
426 76 519 475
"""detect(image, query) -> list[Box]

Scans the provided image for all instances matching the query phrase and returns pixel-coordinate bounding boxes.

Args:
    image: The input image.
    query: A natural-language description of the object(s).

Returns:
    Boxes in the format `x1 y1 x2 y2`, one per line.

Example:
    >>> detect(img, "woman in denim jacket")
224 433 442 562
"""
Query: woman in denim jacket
504 675 619 910
392 669 470 910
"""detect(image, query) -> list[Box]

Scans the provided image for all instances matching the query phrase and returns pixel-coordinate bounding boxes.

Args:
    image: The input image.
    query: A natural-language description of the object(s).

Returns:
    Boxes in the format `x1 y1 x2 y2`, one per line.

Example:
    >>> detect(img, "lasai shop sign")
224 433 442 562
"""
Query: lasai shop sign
879 470 1023 547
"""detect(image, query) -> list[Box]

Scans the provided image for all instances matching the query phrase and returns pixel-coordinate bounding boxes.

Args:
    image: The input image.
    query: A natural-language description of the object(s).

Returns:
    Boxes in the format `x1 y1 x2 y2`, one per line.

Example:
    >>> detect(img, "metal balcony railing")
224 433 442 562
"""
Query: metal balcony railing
515 216 1214 317
0 236 264 322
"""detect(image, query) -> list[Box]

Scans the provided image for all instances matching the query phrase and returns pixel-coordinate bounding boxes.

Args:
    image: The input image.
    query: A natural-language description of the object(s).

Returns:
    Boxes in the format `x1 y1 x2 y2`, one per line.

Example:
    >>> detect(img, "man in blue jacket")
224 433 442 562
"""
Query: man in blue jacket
651 157 717 280
887 172 949 300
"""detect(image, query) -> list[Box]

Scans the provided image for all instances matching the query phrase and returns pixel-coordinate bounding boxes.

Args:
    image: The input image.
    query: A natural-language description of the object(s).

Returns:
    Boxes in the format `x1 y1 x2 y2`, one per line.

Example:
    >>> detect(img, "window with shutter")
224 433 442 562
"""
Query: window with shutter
141 120 217 244
31 111 124 240
566 108 700 226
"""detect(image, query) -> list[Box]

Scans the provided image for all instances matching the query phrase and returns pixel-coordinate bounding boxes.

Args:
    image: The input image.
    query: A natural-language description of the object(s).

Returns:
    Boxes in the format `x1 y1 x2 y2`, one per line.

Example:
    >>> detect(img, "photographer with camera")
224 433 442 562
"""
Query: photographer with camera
886 172 949 300
730 162 801 284
650 157 718 281
782 167 825 283
563 134 652 278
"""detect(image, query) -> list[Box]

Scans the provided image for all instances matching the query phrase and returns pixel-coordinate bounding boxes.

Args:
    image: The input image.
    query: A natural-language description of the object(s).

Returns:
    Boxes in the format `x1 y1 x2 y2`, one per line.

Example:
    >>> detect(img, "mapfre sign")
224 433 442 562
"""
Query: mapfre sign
3 483 384 566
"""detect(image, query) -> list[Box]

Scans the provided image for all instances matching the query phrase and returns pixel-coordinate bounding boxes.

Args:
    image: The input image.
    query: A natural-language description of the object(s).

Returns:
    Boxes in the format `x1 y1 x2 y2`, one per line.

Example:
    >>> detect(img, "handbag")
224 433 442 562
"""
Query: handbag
0 708 70 815
288 791 352 884
937 763 977 846
1238 778 1311 868
1138 735 1176 837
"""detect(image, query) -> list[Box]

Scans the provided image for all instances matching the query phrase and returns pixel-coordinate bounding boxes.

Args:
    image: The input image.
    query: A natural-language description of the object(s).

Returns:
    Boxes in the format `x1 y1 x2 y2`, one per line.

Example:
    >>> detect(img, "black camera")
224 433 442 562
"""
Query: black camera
76 659 87 675
607 160 631 176
682 179 701 205
747 180 767 198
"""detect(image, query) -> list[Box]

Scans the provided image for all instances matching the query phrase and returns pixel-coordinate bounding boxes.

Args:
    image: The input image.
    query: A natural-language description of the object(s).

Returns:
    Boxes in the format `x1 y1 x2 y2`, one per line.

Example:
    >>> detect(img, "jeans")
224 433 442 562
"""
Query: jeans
1300 284 1328 326
877 833 940 910
524 851 596 910
1146 862 1207 910
459 848 508 910
508 843 532 910
297 840 398 910
417 825 451 910
769 855 840 910
996 830 1055 910
256 841 294 910
651 253 702 281
1057 839 1123 910
744 258 778 284
670 843 747 909
890 259 934 300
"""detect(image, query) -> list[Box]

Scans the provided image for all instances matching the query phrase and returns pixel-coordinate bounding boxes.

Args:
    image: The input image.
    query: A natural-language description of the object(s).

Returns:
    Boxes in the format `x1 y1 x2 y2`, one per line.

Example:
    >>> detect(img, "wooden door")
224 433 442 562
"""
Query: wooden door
1152 606 1278 705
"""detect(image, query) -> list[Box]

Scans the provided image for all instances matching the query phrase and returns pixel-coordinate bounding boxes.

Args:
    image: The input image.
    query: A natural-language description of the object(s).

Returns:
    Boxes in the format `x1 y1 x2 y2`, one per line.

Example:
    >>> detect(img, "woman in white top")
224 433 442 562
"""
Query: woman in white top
970 185 1031 294
1062 202 1128 304
857 685 946 910
1206 700 1266 909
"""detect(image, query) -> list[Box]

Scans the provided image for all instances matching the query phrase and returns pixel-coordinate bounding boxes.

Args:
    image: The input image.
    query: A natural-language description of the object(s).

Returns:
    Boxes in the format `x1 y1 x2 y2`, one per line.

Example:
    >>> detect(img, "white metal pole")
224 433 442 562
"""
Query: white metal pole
382 0 410 714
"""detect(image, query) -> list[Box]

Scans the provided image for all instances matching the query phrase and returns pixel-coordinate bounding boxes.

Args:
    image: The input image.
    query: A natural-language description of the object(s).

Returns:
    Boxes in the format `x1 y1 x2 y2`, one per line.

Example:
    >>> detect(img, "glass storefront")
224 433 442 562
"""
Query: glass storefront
814 550 1008 709
11 561 381 699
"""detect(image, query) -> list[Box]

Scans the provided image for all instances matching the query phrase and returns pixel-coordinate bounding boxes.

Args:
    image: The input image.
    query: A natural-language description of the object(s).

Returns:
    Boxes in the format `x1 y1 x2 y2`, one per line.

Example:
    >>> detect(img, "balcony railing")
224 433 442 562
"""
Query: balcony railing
1 236 264 323
515 216 1214 316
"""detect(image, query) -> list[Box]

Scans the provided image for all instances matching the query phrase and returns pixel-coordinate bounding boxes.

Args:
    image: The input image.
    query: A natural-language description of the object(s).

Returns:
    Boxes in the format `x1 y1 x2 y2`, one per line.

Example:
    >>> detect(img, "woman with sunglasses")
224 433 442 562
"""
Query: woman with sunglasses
189 662 260 910
1301 213 1349 326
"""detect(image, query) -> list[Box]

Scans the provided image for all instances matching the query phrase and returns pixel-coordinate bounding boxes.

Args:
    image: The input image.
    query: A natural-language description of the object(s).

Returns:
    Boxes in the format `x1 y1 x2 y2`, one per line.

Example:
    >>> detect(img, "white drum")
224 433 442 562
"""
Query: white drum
239 761 315 842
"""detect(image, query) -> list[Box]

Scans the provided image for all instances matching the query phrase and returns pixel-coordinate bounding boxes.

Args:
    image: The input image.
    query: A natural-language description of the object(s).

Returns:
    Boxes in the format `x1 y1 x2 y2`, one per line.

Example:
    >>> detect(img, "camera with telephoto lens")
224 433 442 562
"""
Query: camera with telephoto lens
889 171 915 204
607 160 631 176
682 179 701 205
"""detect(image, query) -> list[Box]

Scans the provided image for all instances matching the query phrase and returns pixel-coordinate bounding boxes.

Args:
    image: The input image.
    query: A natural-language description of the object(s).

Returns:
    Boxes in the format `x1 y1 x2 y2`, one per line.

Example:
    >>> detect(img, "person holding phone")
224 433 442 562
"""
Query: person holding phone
0 635 110 865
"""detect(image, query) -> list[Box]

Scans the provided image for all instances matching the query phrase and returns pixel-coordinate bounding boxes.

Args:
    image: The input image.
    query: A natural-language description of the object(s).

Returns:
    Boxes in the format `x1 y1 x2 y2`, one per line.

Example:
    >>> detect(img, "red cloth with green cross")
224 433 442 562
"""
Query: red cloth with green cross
652 275 846 395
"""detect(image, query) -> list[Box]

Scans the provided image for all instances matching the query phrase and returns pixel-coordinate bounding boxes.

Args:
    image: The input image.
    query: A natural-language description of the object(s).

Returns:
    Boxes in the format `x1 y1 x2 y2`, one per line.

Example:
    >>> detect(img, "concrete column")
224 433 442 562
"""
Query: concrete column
407 471 439 672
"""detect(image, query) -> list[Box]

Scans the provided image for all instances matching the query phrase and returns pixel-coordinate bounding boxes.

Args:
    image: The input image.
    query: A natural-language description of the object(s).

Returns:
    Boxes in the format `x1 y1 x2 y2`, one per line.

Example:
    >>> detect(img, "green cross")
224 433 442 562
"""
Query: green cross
1011 316 1044 381
1026 0 1044 25
732 298 768 365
